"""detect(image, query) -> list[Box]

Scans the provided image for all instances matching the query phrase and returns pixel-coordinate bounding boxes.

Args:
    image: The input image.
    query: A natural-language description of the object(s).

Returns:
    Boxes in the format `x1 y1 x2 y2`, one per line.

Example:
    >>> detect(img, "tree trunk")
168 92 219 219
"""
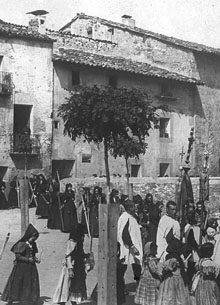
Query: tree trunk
104 137 111 190
125 157 129 196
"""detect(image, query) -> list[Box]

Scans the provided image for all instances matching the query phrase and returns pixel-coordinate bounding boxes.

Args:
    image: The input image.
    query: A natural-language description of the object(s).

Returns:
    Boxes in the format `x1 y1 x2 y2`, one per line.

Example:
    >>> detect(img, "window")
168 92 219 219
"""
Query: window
109 75 117 88
53 120 59 129
161 84 173 97
87 27 93 38
159 118 171 138
72 71 80 86
0 56 3 67
131 164 140 177
107 28 114 41
82 154 92 163
159 163 170 177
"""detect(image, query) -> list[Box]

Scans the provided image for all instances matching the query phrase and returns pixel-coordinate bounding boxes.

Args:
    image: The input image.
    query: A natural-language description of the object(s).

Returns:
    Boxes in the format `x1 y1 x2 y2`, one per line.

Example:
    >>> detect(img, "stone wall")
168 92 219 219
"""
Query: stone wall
0 37 53 180
59 176 220 215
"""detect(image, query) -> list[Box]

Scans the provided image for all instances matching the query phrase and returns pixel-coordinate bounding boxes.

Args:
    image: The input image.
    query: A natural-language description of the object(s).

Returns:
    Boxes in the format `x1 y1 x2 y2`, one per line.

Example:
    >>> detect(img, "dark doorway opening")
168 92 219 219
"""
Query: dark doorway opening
13 105 32 153
52 160 75 180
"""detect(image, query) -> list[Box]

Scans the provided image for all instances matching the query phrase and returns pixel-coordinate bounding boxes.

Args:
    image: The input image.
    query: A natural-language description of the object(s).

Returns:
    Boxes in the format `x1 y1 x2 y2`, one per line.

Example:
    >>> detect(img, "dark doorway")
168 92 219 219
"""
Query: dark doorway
14 104 32 133
52 160 75 180
13 105 32 153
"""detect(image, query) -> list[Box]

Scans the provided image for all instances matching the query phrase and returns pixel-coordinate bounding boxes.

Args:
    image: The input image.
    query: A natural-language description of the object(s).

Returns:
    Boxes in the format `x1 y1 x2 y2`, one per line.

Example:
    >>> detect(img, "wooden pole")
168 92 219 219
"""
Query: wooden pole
98 200 119 305
20 178 29 236
128 183 133 200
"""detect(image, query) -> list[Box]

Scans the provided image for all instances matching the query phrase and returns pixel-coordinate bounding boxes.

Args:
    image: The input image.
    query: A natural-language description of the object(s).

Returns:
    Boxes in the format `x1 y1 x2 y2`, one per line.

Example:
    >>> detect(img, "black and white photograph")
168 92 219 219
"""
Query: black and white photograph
0 0 220 304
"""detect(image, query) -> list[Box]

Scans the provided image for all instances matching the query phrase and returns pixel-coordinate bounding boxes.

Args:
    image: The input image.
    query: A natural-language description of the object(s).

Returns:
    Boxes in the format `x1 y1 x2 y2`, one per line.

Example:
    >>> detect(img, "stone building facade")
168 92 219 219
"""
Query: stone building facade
0 16 53 181
1 11 220 182
49 13 220 179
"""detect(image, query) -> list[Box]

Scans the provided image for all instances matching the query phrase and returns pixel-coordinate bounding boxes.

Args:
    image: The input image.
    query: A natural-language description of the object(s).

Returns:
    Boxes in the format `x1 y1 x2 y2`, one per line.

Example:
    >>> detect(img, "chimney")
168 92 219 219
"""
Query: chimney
121 15 135 28
27 10 49 34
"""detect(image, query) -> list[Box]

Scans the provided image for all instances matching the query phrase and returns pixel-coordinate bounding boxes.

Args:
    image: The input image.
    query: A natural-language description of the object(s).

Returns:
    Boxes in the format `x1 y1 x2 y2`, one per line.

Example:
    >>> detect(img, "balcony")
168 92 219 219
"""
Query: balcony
0 72 13 95
9 133 41 155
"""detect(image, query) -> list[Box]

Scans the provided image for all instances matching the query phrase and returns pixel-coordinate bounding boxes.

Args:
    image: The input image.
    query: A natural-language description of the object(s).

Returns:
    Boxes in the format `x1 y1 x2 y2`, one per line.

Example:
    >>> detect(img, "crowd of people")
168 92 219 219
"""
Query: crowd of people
117 197 220 305
1 174 220 305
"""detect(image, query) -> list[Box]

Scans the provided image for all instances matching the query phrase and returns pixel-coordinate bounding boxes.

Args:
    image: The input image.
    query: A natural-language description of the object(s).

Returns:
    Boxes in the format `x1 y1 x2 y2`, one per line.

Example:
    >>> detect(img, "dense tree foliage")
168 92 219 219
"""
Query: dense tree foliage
58 85 164 189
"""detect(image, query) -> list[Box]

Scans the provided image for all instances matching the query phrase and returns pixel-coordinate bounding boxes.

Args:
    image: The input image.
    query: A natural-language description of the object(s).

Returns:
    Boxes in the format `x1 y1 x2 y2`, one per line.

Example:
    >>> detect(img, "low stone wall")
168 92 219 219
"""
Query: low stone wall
60 176 220 214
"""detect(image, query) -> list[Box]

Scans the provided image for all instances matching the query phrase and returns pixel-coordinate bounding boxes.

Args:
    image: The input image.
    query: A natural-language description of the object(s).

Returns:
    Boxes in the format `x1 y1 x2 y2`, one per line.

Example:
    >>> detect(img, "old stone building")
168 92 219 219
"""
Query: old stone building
48 13 220 178
0 11 53 181
1 11 220 181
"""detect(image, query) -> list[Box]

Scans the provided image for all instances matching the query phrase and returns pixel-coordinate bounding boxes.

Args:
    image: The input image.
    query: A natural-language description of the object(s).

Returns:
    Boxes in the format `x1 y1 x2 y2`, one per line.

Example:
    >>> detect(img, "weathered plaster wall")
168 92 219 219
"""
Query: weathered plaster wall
56 19 220 177
64 19 198 78
54 61 195 178
0 37 53 180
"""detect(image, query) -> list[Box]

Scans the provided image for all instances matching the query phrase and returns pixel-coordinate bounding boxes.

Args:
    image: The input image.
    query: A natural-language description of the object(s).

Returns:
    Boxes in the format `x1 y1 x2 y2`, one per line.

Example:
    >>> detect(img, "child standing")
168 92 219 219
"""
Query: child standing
53 224 89 305
194 242 220 305
156 237 191 305
135 242 161 305
1 224 40 305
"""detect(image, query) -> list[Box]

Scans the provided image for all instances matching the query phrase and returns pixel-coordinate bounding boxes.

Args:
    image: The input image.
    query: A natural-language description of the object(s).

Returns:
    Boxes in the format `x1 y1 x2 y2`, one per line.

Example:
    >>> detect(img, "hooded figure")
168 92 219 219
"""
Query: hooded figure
53 224 89 305
1 224 40 305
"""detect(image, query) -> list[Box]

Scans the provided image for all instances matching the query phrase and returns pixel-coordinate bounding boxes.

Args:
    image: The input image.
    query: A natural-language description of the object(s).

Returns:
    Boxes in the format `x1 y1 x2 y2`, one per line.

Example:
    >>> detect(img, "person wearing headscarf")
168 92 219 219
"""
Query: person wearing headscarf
194 242 220 305
35 174 49 218
135 242 162 305
61 184 78 233
8 180 19 209
0 181 8 210
53 224 90 305
47 178 63 230
1 224 40 305
89 186 106 237
156 235 191 305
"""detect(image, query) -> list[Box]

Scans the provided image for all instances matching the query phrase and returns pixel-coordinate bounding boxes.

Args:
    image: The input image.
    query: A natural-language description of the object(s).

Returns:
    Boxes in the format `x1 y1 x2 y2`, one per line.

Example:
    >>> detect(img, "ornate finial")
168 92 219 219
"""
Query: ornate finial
203 144 210 174
179 146 185 164
182 127 195 172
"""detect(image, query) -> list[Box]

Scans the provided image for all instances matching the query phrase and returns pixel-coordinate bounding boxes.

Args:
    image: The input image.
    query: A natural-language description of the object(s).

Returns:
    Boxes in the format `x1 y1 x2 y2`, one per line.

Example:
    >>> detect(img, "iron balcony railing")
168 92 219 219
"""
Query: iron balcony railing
0 71 13 95
9 133 41 155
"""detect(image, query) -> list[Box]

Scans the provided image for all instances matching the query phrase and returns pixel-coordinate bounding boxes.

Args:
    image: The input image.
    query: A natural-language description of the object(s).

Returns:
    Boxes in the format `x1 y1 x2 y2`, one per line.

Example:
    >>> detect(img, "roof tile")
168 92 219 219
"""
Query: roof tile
53 48 204 85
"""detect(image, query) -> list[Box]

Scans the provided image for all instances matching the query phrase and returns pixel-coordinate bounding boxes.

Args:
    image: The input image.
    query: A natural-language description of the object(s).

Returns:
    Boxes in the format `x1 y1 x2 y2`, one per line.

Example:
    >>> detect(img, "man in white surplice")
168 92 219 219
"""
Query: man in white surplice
156 201 180 262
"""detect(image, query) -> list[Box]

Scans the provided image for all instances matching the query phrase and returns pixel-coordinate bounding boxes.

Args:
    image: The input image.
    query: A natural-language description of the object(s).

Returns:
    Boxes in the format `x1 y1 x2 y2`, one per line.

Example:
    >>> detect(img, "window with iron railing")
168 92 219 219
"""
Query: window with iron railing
9 133 41 155
0 72 13 95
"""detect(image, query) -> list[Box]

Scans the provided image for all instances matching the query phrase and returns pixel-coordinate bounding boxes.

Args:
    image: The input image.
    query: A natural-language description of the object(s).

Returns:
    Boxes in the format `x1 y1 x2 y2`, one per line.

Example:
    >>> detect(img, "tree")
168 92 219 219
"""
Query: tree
58 85 163 189
109 135 148 190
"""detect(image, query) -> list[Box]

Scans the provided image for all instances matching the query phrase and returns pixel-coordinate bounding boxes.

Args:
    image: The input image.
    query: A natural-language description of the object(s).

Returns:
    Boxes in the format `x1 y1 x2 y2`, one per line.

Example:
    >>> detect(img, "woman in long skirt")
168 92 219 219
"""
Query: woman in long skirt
194 242 220 305
1 224 40 305
157 237 191 305
62 184 78 233
53 224 90 305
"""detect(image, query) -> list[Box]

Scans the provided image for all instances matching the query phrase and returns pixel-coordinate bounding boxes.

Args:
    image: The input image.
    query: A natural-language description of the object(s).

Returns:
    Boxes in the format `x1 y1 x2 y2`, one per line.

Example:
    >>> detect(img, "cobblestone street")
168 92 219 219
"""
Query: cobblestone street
0 208 135 305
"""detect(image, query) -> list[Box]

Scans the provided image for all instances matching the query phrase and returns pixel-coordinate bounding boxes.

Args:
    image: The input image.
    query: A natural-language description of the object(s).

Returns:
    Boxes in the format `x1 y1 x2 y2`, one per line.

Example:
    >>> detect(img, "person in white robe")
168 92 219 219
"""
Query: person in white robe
156 201 180 262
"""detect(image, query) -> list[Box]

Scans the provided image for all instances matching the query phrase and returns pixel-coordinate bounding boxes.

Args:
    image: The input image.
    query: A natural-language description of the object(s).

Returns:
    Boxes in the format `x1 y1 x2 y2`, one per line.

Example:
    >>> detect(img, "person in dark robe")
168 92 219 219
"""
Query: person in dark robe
35 174 49 218
53 224 89 305
29 173 37 208
89 186 106 238
145 193 161 243
0 181 8 210
47 178 63 230
8 180 19 209
61 184 78 233
110 189 120 204
1 224 40 305
78 187 91 235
